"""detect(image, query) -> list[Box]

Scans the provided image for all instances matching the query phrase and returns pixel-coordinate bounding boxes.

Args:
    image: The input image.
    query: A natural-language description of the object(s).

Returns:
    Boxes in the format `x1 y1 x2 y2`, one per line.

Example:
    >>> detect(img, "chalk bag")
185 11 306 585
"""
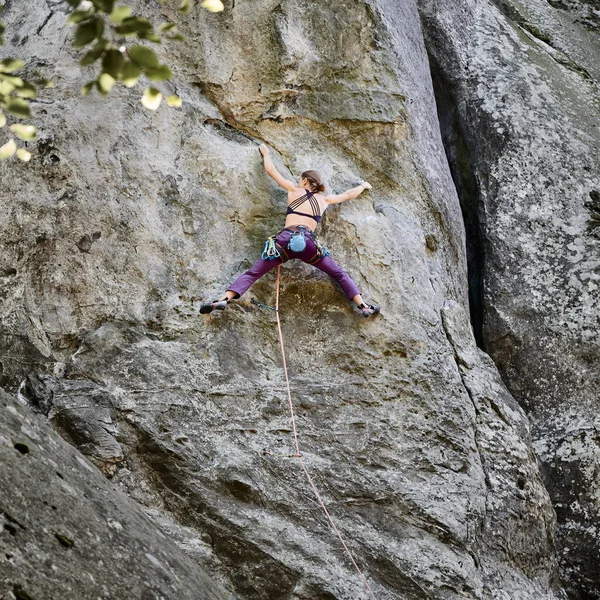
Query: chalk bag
288 231 307 253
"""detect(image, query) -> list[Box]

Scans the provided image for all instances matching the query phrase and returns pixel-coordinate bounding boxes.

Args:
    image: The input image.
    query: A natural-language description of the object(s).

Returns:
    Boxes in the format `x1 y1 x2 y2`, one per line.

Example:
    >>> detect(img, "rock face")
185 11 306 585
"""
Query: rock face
417 0 600 597
0 390 230 600
0 0 571 598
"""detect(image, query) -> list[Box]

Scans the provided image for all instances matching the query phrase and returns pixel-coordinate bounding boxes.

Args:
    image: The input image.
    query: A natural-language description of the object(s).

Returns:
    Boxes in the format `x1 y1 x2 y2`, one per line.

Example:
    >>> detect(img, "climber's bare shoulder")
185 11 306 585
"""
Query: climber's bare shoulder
286 186 303 200
286 186 321 201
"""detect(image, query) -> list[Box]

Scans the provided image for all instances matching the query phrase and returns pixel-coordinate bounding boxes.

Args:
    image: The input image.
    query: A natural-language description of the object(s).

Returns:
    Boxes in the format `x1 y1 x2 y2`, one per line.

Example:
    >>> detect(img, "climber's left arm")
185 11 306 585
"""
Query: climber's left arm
258 144 297 192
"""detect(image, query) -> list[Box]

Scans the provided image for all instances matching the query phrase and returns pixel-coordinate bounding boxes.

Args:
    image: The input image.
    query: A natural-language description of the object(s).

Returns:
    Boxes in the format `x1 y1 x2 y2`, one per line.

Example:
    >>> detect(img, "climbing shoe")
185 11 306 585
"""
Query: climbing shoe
199 300 228 314
358 303 380 318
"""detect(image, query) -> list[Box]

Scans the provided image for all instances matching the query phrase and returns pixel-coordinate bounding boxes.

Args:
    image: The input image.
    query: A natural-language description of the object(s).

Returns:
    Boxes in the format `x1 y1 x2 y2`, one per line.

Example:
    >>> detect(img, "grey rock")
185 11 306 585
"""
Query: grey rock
0 0 571 598
441 300 560 596
0 389 230 600
76 231 102 254
22 375 124 476
417 0 600 596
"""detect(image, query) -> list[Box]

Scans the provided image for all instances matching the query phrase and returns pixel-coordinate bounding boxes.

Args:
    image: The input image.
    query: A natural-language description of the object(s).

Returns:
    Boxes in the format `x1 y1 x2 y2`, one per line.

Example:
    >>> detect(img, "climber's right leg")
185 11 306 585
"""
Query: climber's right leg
200 256 283 314
227 256 283 298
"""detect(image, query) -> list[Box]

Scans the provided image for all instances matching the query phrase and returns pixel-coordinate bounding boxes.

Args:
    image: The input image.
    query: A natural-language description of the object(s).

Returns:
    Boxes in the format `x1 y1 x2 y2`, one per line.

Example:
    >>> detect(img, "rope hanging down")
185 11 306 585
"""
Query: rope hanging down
272 264 376 600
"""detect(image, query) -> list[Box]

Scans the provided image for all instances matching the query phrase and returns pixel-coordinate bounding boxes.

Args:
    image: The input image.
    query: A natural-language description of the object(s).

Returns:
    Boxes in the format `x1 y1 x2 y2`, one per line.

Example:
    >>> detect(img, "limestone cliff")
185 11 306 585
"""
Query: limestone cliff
417 0 600 596
0 0 580 598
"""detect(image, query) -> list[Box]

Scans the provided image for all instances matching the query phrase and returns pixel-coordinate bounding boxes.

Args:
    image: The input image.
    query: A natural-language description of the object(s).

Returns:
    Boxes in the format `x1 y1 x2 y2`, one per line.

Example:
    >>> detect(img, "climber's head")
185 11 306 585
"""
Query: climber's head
300 170 326 193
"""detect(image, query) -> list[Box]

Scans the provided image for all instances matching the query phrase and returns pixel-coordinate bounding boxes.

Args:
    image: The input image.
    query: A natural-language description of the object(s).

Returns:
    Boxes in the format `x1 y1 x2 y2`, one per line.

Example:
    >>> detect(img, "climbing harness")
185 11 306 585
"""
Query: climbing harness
285 226 331 261
269 264 377 600
262 227 331 264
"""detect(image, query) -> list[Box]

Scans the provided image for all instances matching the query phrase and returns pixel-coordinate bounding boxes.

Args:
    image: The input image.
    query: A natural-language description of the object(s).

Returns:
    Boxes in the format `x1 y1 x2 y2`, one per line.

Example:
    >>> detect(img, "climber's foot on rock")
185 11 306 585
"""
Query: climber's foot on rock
199 300 228 314
358 303 380 318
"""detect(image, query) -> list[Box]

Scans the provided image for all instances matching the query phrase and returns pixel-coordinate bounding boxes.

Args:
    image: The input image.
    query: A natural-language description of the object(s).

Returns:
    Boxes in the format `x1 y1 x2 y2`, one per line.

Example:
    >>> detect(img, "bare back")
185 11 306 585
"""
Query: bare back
284 187 327 231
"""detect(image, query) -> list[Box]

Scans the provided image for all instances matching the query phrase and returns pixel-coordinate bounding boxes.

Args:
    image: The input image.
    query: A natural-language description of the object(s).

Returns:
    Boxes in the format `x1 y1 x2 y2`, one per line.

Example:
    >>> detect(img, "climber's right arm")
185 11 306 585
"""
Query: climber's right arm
325 181 372 205
258 144 297 192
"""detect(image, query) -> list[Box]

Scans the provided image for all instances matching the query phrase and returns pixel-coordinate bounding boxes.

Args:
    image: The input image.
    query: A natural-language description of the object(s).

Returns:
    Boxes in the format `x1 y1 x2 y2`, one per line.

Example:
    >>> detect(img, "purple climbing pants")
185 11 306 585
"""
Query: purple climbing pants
227 228 361 301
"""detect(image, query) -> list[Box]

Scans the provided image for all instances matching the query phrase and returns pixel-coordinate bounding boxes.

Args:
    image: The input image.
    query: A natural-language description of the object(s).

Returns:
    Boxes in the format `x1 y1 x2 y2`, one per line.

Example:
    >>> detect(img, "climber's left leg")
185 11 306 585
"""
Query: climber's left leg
311 255 361 301
311 255 380 317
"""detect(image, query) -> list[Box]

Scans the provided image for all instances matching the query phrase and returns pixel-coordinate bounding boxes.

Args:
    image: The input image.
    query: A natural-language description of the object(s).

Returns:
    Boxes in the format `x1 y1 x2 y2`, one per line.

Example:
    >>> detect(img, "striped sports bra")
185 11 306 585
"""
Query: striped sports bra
286 189 323 223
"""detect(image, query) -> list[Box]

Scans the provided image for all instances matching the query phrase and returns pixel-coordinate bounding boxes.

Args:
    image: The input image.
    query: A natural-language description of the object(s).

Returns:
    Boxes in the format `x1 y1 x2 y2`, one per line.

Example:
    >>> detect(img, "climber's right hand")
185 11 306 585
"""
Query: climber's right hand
258 144 270 157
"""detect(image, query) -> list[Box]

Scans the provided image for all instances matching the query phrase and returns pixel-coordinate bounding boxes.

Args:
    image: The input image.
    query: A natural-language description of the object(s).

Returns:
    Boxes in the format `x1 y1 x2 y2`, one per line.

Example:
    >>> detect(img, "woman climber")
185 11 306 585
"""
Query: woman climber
200 144 380 317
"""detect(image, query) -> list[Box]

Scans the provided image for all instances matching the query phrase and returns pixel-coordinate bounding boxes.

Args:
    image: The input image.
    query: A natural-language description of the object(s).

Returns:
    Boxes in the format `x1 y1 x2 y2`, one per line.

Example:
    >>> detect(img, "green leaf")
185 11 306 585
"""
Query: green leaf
35 78 54 88
144 64 172 81
0 138 16 160
16 147 32 162
119 60 141 87
137 31 162 43
0 79 15 95
166 94 182 108
67 10 94 25
114 16 152 35
10 123 36 141
74 22 97 48
128 45 159 68
97 0 116 12
80 38 109 66
96 18 107 40
0 112 6 127
0 59 25 73
0 73 24 87
5 97 31 118
201 0 224 12
74 19 105 47
141 86 162 110
81 80 96 96
159 22 177 33
179 0 194 14
15 82 37 99
168 33 186 42
101 48 124 78
97 72 116 95
109 5 132 23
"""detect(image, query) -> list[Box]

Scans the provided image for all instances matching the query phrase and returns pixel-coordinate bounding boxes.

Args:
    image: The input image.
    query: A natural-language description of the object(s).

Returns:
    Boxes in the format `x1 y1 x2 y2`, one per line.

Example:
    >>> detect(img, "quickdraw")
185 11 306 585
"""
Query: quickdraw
261 235 281 261
316 239 330 258
250 298 278 312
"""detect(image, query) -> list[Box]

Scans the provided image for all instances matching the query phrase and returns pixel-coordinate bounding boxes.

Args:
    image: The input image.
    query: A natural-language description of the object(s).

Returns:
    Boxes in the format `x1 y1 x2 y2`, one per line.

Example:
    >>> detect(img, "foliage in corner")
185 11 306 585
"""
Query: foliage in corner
0 55 41 161
0 0 224 161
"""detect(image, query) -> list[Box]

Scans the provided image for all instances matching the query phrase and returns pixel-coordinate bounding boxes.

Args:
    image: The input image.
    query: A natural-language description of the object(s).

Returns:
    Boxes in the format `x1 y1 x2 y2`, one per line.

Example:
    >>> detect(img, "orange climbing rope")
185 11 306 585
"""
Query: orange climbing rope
273 265 376 600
